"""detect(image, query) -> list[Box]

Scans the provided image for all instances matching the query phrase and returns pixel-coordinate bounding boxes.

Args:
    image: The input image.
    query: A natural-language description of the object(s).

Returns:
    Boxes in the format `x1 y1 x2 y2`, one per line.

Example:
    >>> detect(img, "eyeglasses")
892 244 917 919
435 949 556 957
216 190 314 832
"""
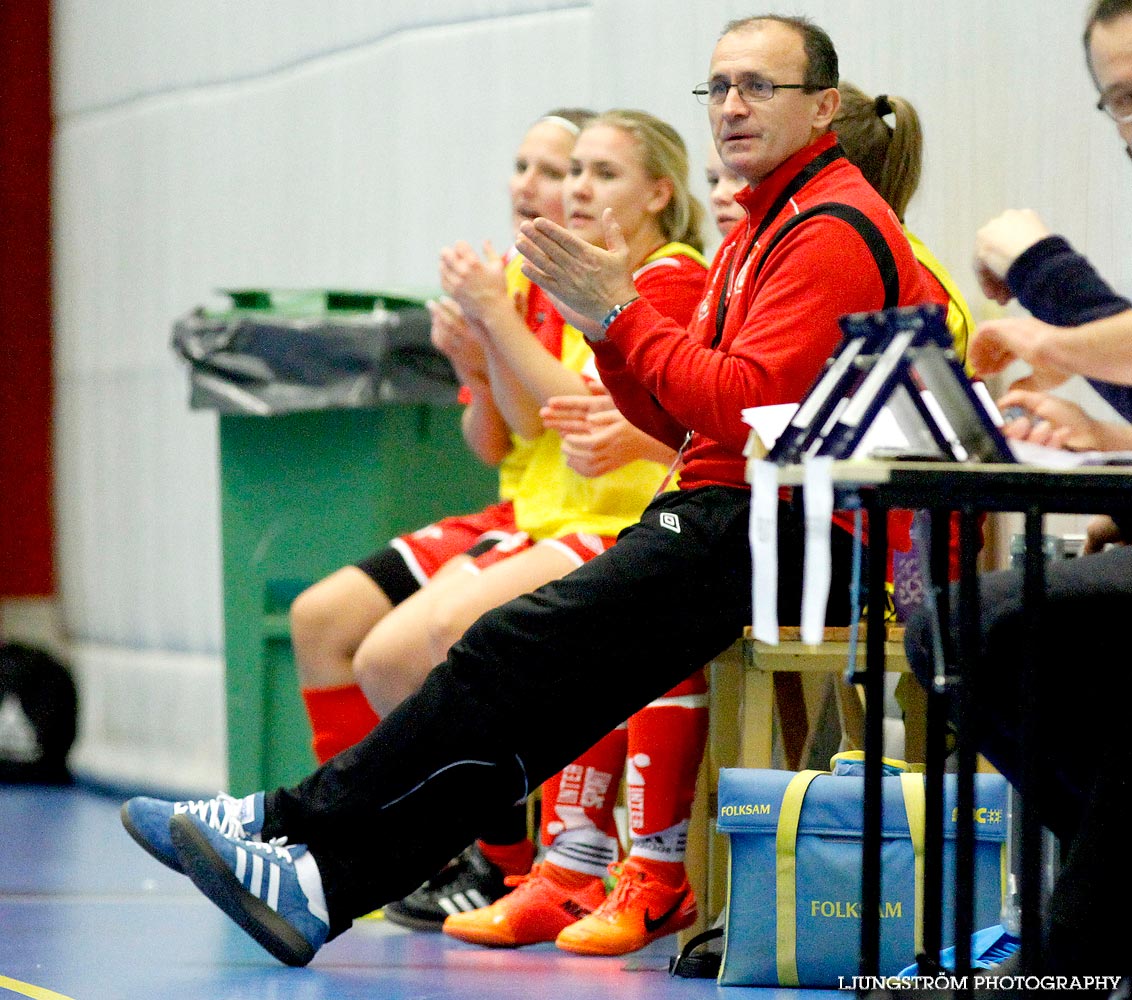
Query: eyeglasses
692 75 811 106
1097 86 1132 124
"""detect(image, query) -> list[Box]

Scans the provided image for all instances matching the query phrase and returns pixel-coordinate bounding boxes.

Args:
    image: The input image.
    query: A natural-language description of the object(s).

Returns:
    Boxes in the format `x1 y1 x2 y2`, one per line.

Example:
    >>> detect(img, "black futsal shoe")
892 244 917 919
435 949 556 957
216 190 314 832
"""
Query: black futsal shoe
383 842 517 931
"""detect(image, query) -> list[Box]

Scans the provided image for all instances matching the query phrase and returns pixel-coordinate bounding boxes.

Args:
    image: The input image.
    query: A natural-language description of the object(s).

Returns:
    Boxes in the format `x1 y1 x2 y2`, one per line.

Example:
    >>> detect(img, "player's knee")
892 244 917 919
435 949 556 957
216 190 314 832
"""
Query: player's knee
351 641 413 713
425 597 469 659
351 638 385 690
289 585 336 655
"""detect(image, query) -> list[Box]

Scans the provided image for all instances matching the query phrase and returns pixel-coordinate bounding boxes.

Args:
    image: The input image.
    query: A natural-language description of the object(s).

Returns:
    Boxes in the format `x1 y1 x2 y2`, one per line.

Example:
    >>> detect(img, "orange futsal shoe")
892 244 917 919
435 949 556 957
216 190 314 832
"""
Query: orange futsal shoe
554 858 698 956
441 863 606 948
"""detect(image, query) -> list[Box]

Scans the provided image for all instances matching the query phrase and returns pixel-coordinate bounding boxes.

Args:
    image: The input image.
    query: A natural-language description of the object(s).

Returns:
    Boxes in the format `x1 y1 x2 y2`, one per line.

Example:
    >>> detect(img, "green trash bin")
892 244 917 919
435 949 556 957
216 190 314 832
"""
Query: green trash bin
176 289 498 793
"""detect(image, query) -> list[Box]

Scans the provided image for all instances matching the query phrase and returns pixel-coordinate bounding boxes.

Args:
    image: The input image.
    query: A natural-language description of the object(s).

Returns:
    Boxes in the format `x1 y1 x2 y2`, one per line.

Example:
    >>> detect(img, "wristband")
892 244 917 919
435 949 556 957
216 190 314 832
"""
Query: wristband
597 296 641 337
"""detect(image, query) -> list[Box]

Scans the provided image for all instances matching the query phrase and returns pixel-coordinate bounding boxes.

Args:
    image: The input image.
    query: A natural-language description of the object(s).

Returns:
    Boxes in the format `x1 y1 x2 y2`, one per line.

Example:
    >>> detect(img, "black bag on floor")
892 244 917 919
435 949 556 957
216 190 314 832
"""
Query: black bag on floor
0 642 77 784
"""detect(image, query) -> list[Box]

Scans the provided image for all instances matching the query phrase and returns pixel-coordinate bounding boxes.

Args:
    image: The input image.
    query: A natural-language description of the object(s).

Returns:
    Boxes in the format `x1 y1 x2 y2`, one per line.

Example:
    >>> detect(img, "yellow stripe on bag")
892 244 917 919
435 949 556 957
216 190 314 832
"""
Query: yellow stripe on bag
899 772 926 957
775 769 822 986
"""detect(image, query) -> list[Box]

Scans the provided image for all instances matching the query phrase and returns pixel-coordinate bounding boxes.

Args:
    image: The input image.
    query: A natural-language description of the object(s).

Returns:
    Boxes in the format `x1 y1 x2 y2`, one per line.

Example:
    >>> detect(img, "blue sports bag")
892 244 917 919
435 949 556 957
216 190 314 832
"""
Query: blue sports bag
717 754 1007 987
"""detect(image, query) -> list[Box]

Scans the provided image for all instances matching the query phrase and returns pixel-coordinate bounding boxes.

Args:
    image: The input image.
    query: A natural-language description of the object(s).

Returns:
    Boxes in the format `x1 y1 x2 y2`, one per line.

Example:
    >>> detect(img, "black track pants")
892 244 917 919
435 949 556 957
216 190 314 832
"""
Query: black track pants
266 486 857 937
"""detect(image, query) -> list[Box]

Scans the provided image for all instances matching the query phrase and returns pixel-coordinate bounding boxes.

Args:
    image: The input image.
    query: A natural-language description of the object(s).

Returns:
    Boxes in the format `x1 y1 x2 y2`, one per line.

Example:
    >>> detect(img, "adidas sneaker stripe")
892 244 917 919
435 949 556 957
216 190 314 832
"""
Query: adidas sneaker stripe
234 845 282 913
435 888 493 916
250 853 263 899
267 863 280 911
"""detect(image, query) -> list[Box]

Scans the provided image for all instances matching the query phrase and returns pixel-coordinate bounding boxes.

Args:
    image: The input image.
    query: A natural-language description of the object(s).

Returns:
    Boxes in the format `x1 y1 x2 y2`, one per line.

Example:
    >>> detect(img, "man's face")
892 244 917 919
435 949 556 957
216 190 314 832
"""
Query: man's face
707 21 834 185
1090 12 1132 152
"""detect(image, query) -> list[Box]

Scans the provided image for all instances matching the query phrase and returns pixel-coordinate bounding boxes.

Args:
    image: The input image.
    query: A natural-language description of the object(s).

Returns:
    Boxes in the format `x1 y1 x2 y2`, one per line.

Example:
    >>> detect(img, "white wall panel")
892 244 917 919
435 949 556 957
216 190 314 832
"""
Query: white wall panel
68 643 226 794
53 4 594 661
53 0 588 115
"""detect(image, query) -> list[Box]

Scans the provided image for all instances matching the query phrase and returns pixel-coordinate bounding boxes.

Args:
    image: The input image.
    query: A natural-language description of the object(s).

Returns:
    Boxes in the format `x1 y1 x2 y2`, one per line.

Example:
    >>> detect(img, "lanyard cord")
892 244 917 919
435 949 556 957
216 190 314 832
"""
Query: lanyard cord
662 146 845 489
653 429 693 497
712 144 844 349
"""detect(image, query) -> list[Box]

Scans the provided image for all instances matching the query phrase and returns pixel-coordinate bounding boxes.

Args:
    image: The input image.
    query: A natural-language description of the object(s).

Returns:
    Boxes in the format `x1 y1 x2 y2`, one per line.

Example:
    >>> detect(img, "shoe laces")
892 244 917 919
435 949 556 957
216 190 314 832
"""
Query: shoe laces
183 793 287 849
501 862 556 901
502 863 540 891
602 861 649 911
183 792 250 839
245 837 296 863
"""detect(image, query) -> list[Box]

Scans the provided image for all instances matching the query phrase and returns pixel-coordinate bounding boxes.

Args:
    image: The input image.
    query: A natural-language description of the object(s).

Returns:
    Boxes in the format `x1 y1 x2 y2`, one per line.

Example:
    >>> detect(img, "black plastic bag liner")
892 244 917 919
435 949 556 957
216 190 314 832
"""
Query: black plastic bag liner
171 289 459 415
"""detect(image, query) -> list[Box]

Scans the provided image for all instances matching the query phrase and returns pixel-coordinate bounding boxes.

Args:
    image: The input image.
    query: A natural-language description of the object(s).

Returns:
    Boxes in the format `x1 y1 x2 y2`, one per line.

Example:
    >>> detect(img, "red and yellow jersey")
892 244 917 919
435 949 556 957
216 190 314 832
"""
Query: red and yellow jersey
905 229 975 369
495 253 565 500
890 230 979 584
511 242 708 541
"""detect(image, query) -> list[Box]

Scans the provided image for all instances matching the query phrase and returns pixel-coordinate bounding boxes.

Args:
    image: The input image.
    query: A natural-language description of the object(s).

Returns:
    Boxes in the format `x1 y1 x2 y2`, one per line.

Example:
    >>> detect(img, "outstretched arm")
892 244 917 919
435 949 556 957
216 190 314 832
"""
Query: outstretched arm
972 311 1132 389
973 209 1132 417
968 316 1075 391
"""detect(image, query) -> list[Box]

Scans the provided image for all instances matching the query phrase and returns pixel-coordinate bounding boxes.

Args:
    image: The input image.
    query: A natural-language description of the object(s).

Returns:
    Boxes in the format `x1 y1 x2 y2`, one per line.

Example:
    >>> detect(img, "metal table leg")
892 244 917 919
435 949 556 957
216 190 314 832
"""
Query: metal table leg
859 496 888 981
952 506 981 986
1019 506 1046 972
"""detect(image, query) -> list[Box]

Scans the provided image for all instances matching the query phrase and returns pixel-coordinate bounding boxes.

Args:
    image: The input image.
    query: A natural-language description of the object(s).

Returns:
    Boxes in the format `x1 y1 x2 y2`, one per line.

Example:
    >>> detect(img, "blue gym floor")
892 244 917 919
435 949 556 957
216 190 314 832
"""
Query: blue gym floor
0 783 843 999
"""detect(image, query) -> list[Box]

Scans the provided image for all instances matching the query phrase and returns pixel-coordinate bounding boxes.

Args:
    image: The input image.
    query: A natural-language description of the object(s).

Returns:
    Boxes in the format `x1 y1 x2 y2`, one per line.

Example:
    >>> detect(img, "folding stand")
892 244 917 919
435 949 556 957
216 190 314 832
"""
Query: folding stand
764 303 1089 997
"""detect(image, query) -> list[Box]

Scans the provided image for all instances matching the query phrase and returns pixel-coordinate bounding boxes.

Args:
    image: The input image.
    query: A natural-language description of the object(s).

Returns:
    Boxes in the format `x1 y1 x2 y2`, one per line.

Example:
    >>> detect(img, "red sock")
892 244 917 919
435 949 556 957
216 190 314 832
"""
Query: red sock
301 684 380 763
540 725 628 848
625 669 708 861
476 838 535 878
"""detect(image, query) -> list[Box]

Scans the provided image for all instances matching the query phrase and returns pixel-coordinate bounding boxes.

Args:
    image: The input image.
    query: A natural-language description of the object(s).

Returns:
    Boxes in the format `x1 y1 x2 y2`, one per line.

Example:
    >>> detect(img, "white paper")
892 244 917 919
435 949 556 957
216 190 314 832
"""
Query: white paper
741 401 911 457
855 405 911 456
801 456 834 646
741 403 798 451
1009 439 1132 469
742 400 1132 468
750 459 780 644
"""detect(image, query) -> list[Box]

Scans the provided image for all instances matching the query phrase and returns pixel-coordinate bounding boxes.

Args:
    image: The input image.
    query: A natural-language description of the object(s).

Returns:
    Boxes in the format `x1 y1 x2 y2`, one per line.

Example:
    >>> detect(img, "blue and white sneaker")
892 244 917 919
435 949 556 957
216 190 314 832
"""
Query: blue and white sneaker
120 791 265 873
169 811 329 967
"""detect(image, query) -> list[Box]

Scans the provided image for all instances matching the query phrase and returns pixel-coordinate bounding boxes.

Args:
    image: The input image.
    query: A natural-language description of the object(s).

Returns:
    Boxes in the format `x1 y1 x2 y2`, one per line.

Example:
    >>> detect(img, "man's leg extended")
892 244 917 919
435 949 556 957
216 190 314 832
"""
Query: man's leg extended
265 488 856 938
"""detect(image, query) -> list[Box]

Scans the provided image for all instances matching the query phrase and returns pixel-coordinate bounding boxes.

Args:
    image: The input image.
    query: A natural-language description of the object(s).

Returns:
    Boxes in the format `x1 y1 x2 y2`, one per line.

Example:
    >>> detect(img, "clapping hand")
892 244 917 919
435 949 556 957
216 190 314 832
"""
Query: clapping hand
516 210 638 326
541 390 675 476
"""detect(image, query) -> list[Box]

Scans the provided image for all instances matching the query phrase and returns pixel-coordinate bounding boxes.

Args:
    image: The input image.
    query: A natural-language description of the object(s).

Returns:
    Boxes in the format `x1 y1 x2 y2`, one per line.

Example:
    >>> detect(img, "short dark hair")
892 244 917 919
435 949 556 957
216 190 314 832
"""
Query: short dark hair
1084 0 1132 81
721 14 838 91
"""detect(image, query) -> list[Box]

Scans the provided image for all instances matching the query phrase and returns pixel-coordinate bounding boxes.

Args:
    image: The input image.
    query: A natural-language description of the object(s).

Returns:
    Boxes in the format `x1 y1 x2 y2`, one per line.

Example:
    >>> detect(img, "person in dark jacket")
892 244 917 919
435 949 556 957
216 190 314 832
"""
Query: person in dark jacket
904 2 1132 993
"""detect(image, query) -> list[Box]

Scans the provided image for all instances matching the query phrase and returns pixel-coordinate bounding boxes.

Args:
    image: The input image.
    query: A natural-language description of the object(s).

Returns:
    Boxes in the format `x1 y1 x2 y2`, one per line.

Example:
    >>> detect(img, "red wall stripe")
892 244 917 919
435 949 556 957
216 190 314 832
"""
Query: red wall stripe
0 0 55 596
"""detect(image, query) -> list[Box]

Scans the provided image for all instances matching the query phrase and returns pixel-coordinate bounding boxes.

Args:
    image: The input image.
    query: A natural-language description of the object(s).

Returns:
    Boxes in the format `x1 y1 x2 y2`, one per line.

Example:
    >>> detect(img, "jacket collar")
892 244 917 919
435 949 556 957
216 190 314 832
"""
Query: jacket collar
735 132 840 221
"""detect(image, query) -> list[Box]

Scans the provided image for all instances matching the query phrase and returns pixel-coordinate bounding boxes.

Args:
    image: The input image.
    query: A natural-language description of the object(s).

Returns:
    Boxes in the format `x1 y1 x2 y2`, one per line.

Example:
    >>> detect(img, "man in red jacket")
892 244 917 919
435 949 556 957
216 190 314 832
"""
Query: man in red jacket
124 14 937 967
